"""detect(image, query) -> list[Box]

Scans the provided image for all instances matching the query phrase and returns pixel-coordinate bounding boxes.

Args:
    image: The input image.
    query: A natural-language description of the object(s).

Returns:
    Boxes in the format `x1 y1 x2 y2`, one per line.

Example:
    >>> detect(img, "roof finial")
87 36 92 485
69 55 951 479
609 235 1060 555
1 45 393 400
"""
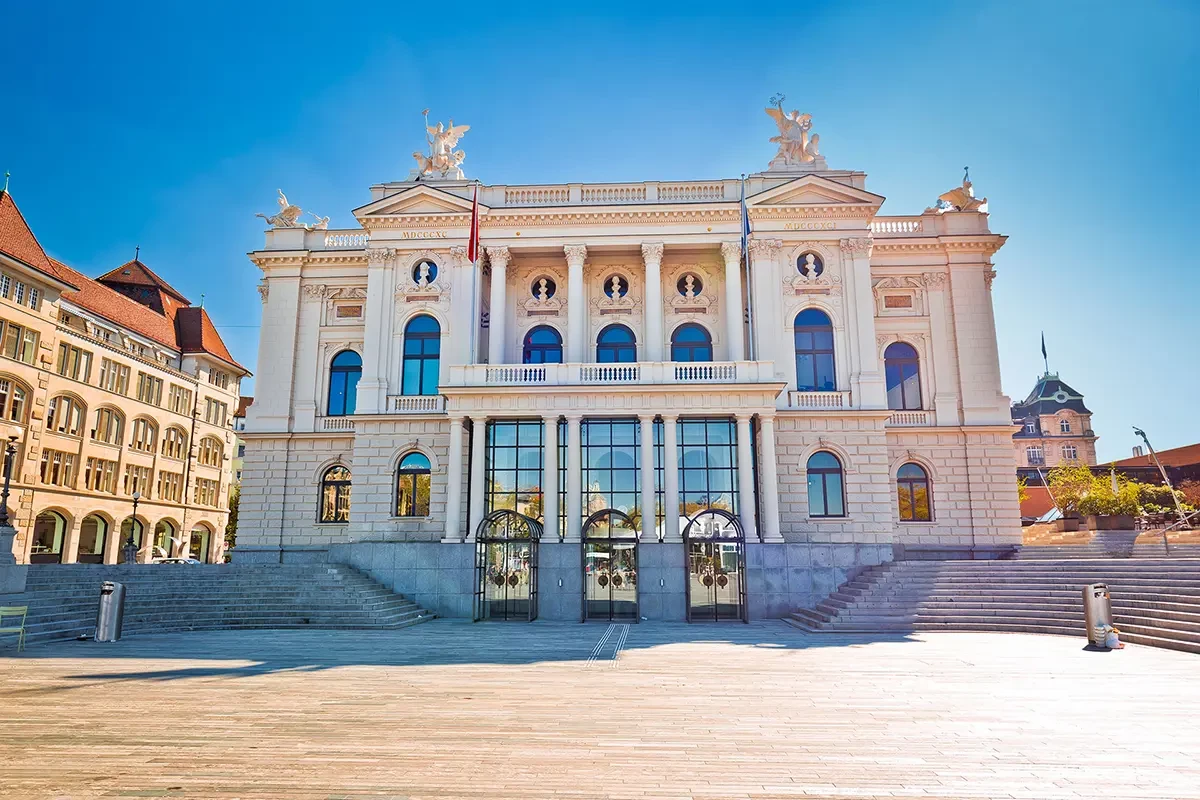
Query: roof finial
134 245 140 262
963 166 970 184
2 172 9 193
199 293 205 309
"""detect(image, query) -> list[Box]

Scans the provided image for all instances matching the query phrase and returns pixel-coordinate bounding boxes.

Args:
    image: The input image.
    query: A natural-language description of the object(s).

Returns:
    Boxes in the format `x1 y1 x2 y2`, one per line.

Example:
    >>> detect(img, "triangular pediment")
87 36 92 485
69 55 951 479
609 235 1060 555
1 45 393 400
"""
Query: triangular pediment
747 175 885 208
353 184 486 219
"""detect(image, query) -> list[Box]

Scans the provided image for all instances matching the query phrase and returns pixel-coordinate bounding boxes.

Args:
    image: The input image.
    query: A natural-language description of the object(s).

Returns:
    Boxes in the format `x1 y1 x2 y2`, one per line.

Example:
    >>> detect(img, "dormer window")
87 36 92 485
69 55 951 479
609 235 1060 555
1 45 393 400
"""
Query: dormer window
1024 420 1036 434
1059 418 1071 434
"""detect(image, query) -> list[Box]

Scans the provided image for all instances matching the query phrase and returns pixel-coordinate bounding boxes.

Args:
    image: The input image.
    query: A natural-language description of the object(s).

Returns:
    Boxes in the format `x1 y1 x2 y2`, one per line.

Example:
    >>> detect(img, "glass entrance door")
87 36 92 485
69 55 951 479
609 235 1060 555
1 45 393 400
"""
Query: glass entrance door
582 509 639 622
474 510 541 622
683 508 747 623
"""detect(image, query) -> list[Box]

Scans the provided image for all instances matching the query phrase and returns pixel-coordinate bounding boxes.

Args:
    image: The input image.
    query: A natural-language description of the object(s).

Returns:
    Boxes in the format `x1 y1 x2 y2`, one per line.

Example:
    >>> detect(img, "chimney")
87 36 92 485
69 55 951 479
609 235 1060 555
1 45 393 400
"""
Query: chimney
1132 445 1144 457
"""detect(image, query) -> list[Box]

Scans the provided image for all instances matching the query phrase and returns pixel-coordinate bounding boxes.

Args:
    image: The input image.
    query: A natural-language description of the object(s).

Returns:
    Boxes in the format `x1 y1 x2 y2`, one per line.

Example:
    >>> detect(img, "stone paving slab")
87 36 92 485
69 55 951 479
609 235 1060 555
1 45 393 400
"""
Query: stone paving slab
1 621 1198 799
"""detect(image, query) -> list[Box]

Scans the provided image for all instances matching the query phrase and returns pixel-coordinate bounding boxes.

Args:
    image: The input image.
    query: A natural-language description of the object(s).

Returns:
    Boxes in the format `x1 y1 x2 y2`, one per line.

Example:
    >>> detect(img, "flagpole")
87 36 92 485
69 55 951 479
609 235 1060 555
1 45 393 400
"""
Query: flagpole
468 181 481 364
740 174 756 361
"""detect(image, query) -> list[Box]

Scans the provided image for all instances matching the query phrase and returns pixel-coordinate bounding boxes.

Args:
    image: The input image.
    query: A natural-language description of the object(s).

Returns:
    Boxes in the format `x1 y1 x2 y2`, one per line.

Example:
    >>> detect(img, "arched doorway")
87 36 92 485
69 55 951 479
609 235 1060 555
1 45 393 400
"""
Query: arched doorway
190 525 213 562
682 508 747 623
581 509 639 623
153 520 177 560
77 515 109 564
474 510 542 622
117 518 145 564
30 511 67 564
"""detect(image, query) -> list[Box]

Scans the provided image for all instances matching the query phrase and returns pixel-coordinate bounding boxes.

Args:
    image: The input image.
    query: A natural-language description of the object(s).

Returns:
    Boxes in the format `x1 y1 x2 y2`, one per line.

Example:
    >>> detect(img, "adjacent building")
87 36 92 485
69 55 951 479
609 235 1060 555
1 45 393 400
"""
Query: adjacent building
0 189 248 564
239 110 1020 620
1011 372 1097 469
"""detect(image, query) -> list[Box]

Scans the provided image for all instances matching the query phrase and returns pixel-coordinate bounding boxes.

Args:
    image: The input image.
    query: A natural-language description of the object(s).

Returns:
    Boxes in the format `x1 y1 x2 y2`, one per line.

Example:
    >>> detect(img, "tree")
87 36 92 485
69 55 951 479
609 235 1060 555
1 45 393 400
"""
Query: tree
225 486 239 554
1017 476 1029 504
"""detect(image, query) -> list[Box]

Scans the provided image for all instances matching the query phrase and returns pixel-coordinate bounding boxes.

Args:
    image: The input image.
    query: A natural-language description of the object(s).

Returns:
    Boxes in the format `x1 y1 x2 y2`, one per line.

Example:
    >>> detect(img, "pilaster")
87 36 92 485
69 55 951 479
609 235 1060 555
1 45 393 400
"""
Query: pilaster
661 414 681 543
758 414 783 542
358 247 398 414
466 416 487 540
720 241 746 361
639 414 656 542
542 414 560 540
642 243 664 361
442 416 466 542
841 237 886 409
748 238 782 369
922 271 960 426
293 284 325 429
486 246 511 365
565 245 588 363
247 264 302 432
564 414 583 542
735 414 758 540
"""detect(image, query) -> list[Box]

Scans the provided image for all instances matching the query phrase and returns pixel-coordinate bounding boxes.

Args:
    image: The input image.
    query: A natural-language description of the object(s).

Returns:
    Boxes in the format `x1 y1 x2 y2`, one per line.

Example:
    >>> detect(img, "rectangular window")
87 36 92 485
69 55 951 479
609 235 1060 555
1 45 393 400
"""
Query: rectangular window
204 398 228 426
57 343 93 382
1024 421 1037 434
578 418 641 523
27 288 39 310
0 319 38 364
167 384 193 415
84 457 118 493
484 419 545 519
157 470 183 503
136 372 164 405
13 282 25 305
123 464 153 496
99 359 131 395
1027 446 1045 465
0 275 10 298
677 418 739 518
208 369 230 389
1062 445 1078 461
39 449 76 487
193 477 220 507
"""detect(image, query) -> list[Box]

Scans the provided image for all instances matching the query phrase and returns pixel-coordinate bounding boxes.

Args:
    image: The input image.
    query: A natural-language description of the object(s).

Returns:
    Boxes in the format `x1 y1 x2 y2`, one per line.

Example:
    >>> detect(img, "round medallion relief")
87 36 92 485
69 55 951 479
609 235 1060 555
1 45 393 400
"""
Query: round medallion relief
530 276 557 300
676 273 703 298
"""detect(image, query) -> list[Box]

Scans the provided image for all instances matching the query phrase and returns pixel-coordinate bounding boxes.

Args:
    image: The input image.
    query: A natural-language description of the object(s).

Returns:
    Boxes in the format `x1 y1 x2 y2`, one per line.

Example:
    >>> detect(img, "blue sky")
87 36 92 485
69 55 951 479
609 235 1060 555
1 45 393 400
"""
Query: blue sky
1 1 1196 460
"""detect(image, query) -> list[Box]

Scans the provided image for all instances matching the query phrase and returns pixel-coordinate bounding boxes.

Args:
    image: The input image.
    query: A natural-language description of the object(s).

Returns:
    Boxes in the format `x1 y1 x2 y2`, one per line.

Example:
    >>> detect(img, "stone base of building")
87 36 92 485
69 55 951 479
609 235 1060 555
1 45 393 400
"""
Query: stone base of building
892 542 1019 561
235 540 893 621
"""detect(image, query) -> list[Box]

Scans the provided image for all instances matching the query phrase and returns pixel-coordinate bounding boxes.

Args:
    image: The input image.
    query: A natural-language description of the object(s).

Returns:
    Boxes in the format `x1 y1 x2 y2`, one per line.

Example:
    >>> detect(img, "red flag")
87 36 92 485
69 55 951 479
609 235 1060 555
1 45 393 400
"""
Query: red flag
466 184 480 263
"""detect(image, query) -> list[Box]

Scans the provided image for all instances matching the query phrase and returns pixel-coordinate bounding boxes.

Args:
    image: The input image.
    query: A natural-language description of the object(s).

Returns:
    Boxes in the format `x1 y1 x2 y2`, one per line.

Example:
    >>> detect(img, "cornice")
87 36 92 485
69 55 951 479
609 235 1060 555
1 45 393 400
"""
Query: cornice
749 204 880 220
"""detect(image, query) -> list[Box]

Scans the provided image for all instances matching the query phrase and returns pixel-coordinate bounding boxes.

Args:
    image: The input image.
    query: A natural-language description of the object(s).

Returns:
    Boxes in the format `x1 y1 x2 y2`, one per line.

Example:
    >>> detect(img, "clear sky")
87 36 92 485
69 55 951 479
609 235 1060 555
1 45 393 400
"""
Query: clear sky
1 1 1196 461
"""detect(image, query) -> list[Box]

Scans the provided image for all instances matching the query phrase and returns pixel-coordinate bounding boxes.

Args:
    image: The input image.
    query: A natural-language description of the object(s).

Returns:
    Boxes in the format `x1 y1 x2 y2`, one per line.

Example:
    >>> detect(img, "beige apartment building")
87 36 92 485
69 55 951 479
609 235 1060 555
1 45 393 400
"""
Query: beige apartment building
0 188 247 564
1011 372 1098 469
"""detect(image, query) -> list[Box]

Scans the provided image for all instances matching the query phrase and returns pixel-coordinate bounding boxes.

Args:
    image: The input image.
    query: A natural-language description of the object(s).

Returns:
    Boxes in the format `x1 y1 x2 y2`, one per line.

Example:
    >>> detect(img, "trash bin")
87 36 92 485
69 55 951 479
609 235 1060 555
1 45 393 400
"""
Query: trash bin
95 581 126 642
1083 583 1113 646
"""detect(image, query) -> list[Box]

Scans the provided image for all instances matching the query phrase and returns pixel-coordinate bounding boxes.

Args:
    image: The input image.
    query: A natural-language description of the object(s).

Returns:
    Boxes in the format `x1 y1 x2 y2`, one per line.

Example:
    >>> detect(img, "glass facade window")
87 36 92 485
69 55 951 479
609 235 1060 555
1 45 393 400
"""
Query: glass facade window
580 419 642 524
677 418 738 520
485 420 544 520
327 350 361 416
806 451 845 517
401 315 441 396
884 342 922 410
396 452 431 517
320 466 352 523
522 326 563 364
896 462 932 521
670 323 713 362
596 324 636 363
793 308 836 391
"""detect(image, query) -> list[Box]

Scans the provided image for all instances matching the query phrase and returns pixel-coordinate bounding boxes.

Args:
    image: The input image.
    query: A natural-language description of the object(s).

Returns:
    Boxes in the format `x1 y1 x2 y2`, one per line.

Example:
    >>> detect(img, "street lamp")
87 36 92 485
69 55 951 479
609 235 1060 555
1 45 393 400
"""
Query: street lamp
0 435 19 527
123 491 142 565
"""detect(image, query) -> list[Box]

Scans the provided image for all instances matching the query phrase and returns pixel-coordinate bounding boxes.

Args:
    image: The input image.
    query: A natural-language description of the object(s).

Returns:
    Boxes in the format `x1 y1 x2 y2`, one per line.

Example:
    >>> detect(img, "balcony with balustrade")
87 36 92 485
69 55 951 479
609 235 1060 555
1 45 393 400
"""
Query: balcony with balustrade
445 360 777 389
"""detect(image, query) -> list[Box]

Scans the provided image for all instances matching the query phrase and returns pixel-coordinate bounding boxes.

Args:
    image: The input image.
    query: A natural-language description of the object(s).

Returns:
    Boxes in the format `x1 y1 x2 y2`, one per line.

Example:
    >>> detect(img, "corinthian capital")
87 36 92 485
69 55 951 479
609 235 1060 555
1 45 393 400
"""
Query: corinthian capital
839 237 873 256
641 242 664 264
366 247 397 266
984 268 997 289
301 283 328 300
747 238 782 258
921 271 947 289
719 241 742 264
449 245 469 267
564 244 588 265
486 245 512 269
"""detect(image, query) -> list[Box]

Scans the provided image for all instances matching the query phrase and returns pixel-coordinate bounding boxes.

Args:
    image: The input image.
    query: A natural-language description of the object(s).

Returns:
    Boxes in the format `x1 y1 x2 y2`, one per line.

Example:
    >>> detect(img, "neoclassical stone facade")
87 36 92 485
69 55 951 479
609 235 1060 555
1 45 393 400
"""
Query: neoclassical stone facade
239 120 1019 619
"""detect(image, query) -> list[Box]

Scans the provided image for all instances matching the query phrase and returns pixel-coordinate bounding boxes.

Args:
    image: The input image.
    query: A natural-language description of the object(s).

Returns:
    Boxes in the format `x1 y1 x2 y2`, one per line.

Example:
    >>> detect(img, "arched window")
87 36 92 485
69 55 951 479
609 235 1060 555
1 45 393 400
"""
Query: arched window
884 342 922 410
93 407 124 445
896 463 932 521
670 323 713 363
30 511 67 563
793 309 836 391
806 451 845 518
401 316 441 396
162 427 188 459
46 395 85 436
189 524 213 562
0 377 28 422
153 520 176 559
78 514 108 564
327 350 361 416
319 466 352 523
198 436 224 467
130 418 158 452
522 326 563 364
596 324 636 363
396 452 431 517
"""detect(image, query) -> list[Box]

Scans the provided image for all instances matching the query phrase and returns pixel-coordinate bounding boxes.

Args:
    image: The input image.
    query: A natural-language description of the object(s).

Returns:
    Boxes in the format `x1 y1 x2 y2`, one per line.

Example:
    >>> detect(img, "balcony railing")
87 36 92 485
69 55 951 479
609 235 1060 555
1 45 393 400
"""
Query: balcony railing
786 391 850 410
447 361 776 388
887 410 931 426
320 416 355 432
387 395 446 413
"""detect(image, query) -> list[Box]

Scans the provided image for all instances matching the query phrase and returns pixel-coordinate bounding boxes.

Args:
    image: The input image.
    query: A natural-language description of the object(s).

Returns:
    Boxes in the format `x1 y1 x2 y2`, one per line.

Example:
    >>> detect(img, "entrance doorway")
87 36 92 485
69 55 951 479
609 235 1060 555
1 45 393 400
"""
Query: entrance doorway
682 508 747 623
581 509 638 622
474 510 541 621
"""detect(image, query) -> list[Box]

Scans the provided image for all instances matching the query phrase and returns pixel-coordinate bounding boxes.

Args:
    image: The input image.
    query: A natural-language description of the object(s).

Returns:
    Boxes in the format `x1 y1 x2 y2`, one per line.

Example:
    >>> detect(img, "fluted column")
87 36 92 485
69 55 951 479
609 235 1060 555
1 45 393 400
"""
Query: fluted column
486 246 511 365
639 414 657 541
758 414 783 542
542 414 559 540
565 414 583 542
735 414 758 540
565 245 588 362
642 243 664 361
661 413 681 542
466 416 488 541
442 417 466 542
720 241 746 361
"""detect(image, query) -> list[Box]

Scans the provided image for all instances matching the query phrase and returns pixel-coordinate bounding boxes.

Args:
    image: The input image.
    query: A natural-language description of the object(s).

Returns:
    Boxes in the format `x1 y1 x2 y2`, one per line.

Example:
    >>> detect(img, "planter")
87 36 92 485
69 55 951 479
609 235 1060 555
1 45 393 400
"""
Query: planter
1085 514 1137 531
1054 517 1081 532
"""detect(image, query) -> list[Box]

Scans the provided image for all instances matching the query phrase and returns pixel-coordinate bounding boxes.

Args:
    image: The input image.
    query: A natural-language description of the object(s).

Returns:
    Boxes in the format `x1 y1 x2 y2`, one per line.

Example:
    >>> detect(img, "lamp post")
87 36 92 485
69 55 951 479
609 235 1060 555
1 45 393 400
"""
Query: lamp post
0 435 19 527
123 491 142 565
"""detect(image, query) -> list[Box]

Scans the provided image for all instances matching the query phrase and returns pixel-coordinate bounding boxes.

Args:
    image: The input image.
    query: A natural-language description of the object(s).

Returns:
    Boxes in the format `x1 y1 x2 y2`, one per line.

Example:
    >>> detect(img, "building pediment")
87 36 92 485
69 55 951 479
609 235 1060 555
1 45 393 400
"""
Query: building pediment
352 184 487 221
747 175 885 210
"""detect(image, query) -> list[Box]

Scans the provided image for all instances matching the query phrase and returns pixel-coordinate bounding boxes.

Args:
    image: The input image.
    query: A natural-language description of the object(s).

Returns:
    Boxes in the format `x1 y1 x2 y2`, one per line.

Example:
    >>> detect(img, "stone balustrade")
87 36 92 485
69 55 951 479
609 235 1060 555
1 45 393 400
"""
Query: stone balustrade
886 410 931 426
447 360 775 388
387 395 446 413
786 390 851 409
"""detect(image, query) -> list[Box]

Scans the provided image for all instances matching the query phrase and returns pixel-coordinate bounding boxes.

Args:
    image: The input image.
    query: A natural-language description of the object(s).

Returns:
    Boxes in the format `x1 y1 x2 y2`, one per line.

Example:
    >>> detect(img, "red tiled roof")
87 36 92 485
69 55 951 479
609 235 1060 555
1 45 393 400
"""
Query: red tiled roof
235 395 254 418
175 306 245 371
1111 443 1200 469
0 191 75 288
98 259 191 304
49 257 182 349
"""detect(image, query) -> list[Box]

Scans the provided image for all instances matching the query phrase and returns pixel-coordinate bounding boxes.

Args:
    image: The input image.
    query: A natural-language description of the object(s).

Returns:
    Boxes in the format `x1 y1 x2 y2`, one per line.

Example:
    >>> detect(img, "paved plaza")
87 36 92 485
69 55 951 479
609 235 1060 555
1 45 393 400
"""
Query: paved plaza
1 622 1198 800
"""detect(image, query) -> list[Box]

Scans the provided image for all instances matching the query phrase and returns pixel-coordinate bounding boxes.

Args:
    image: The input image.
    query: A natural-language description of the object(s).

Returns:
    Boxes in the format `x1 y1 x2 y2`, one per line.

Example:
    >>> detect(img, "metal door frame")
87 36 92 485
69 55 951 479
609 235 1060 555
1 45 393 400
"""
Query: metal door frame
682 508 748 623
580 508 640 623
473 509 543 622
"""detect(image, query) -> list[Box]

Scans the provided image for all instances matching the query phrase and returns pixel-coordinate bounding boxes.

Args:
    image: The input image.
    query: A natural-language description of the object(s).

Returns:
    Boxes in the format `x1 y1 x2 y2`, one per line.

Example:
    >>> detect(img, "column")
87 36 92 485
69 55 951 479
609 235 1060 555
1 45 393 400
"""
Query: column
758 415 783 542
641 243 664 361
748 238 782 367
661 413 681 542
442 417 466 542
466 416 487 541
564 414 583 542
486 246 511 365
248 267 302 431
564 245 588 362
357 247 397 414
292 284 325 431
639 414 656 541
735 414 758 540
62 514 83 564
720 241 746 361
542 414 559 540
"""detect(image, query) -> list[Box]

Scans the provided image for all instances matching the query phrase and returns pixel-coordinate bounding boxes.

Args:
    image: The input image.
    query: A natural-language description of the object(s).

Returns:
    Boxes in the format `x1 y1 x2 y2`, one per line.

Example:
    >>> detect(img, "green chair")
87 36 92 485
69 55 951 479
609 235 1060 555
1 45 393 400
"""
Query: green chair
0 605 28 652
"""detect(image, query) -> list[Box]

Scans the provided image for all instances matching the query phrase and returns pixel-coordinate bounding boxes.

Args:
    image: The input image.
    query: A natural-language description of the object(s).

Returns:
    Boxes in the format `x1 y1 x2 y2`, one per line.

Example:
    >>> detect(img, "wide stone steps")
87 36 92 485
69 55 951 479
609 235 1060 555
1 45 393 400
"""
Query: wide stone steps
792 558 1200 656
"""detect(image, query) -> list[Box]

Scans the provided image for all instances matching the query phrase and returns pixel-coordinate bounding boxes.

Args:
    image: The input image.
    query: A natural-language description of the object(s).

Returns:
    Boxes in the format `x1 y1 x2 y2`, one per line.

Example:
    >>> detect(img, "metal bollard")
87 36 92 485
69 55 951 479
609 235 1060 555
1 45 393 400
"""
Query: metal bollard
95 581 126 642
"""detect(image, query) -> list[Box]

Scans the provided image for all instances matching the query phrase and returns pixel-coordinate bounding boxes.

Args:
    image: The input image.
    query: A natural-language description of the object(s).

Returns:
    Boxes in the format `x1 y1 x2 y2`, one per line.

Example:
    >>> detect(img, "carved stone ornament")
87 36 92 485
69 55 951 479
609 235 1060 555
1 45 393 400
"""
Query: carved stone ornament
926 168 988 214
764 94 827 171
641 242 664 263
719 241 742 264
984 268 997 289
257 282 269 303
302 284 328 300
486 246 512 271
839 237 872 256
667 264 716 315
748 238 783 259
322 340 362 357
564 244 588 264
448 245 470 268
515 264 566 320
367 247 398 267
329 287 367 300
411 110 470 181
921 271 948 289
590 267 640 319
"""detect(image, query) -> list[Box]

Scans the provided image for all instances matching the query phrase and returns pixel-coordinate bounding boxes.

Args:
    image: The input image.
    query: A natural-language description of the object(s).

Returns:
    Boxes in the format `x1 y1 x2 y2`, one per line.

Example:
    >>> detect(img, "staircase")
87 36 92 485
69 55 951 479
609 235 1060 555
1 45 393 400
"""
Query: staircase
0 564 434 649
788 558 1200 655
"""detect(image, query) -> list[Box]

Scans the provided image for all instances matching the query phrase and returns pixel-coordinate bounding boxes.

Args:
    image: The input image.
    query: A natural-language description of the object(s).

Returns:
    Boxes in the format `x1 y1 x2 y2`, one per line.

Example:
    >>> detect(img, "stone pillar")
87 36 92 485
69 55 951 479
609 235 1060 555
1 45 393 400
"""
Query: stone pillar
748 238 782 367
641 243 664 361
720 241 746 361
446 246 473 369
922 271 959 426
442 417 466 542
466 416 487 541
293 285 326 430
639 414 656 541
62 513 84 564
542 414 559 540
735 414 758 540
661 414 681 542
486 246 511 365
564 245 588 363
0 524 26 593
758 415 783 542
565 414 583 542
248 266 302 432
357 247 397 414
841 236 886 409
